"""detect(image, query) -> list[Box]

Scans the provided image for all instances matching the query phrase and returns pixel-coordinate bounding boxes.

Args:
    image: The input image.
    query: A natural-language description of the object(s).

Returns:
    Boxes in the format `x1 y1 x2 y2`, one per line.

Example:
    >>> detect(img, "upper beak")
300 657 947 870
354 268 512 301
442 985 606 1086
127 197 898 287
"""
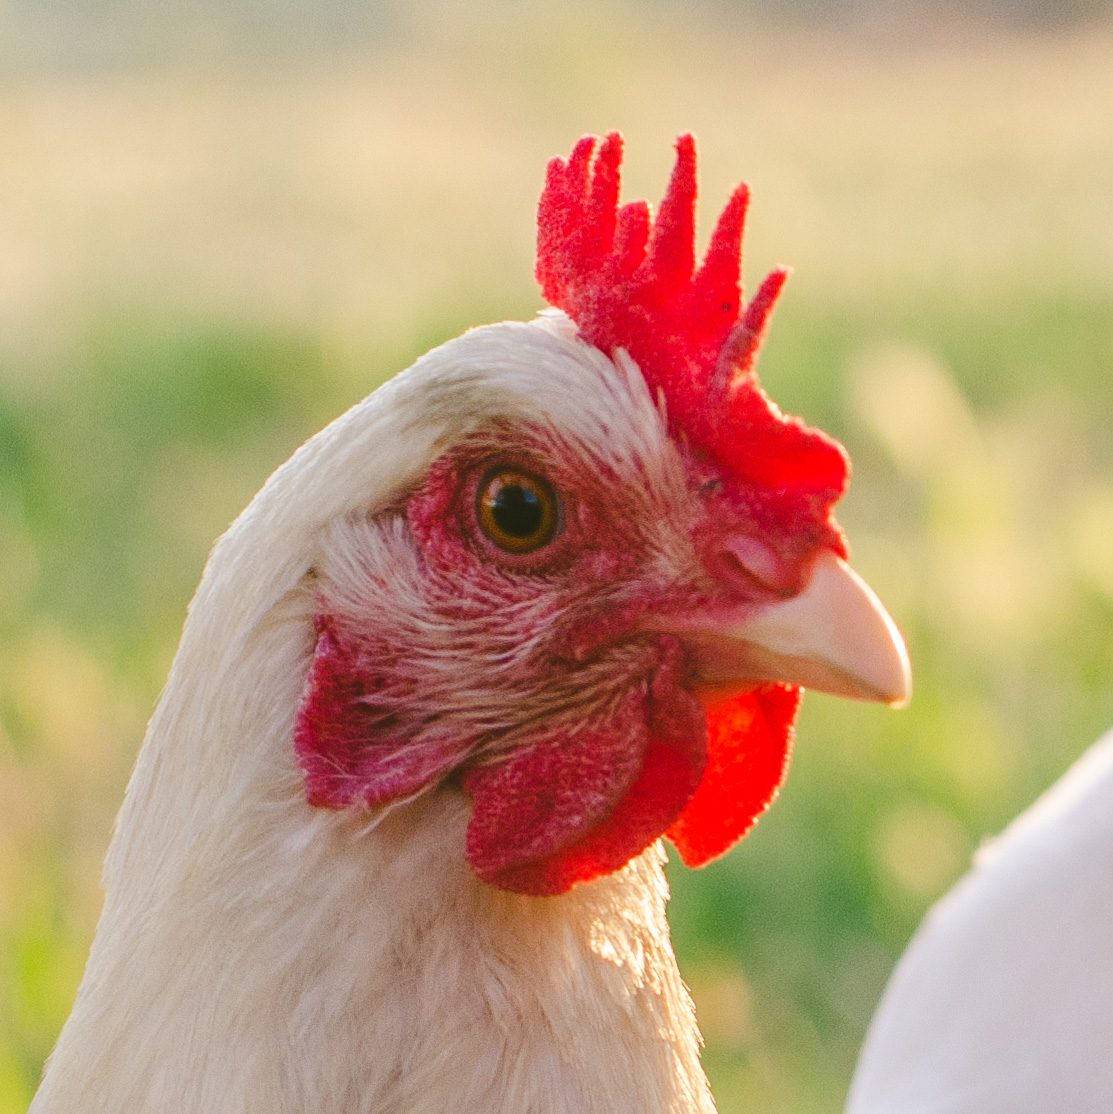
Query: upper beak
658 550 911 707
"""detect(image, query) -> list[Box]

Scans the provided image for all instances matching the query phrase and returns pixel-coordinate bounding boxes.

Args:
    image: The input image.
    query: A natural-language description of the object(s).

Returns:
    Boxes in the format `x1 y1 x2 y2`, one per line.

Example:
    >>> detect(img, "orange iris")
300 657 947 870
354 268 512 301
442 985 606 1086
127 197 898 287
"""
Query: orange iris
477 469 559 554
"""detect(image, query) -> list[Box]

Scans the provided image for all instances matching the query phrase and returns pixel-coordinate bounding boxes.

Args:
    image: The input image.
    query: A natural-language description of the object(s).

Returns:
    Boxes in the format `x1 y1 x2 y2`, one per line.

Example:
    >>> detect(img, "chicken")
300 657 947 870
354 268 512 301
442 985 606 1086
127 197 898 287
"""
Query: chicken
846 728 1113 1114
30 132 909 1114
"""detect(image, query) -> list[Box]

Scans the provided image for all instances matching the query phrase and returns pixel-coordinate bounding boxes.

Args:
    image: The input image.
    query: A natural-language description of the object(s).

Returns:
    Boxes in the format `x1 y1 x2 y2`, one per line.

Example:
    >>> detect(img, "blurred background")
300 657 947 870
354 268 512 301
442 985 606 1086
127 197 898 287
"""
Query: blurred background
1 1 1112 1110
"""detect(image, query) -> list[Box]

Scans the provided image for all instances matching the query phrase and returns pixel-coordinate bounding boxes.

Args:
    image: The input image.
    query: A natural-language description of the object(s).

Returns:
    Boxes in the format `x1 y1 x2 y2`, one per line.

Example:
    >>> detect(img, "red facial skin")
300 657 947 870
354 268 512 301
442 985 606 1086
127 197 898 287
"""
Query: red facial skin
295 426 812 896
296 132 850 895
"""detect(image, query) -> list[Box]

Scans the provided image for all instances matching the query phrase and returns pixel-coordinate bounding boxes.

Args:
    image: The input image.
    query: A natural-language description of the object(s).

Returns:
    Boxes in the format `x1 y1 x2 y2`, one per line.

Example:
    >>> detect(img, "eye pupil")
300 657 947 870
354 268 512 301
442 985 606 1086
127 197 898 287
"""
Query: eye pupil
477 468 559 554
492 484 542 539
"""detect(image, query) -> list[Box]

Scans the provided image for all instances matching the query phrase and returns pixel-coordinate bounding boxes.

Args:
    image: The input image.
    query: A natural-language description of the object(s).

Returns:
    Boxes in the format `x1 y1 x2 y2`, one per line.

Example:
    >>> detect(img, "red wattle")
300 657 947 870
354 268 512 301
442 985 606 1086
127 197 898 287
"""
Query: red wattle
665 683 799 867
479 737 704 896
297 616 803 893
465 673 708 897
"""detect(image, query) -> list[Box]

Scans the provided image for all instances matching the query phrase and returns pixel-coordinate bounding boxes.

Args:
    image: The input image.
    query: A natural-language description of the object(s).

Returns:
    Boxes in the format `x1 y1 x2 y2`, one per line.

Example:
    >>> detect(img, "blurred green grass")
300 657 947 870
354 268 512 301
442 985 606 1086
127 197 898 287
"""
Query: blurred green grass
2 5 1113 1112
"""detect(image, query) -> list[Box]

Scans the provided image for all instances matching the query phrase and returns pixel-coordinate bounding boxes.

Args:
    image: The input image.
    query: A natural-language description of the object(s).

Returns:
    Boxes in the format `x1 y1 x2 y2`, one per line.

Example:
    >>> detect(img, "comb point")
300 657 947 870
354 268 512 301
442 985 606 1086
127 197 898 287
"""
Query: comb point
643 133 698 293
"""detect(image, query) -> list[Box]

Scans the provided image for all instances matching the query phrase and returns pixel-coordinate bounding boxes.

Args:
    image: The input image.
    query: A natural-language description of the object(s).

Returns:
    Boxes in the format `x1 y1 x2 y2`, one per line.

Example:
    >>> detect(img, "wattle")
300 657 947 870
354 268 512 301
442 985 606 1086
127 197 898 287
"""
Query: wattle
295 616 800 897
464 678 800 897
666 683 800 867
463 666 707 896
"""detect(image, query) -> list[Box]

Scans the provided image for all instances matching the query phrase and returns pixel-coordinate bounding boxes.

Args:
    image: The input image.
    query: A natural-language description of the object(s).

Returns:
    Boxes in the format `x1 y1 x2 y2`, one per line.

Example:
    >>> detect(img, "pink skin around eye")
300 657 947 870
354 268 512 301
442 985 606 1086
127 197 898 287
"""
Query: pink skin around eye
410 439 652 593
413 449 579 575
295 435 808 895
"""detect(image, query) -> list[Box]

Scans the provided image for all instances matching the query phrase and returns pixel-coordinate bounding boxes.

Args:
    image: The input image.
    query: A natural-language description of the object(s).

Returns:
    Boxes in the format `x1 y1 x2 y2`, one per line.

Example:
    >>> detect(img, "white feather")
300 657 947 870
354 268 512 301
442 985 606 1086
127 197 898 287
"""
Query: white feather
846 729 1113 1114
30 318 716 1114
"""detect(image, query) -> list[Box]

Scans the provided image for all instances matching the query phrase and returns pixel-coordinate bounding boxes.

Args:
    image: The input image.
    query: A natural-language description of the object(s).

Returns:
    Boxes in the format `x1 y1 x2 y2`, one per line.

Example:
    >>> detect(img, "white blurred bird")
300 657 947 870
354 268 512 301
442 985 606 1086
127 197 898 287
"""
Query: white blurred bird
846 729 1113 1114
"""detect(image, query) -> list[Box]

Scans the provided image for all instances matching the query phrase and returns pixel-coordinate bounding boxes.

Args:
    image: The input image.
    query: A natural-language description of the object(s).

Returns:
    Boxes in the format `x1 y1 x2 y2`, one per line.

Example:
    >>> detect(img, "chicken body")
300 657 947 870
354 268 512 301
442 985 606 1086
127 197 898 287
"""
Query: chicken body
846 729 1113 1114
32 321 723 1114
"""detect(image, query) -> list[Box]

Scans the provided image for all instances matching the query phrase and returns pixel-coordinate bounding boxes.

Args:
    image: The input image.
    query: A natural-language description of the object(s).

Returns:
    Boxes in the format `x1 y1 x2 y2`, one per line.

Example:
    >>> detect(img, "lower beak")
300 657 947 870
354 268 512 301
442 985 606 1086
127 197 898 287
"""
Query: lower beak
659 550 911 707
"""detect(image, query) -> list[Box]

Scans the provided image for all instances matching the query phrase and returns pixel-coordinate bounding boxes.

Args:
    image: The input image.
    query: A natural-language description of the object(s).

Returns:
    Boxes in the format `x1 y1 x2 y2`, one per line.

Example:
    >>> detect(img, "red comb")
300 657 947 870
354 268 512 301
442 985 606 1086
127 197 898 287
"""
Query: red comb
537 132 849 557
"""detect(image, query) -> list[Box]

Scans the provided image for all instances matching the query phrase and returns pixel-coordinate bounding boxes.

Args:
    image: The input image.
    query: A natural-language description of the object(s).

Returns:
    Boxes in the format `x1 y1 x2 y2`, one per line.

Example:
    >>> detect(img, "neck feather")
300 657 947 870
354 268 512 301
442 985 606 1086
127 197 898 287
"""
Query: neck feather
33 581 715 1114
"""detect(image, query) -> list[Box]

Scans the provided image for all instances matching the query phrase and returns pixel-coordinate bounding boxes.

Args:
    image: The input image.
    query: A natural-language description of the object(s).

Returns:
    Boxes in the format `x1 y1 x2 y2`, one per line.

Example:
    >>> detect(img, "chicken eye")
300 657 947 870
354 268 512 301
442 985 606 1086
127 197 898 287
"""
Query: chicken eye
477 469 559 554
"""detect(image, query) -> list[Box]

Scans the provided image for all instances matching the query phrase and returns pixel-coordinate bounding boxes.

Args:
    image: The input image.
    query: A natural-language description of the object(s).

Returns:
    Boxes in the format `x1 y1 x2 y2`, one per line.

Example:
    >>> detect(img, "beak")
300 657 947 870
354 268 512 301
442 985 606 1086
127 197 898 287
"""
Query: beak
659 550 911 707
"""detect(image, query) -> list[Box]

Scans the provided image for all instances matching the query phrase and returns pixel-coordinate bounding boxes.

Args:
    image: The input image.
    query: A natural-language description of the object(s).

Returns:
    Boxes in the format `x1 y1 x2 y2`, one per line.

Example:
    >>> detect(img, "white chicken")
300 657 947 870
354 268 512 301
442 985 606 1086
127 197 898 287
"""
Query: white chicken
846 727 1113 1114
30 132 909 1114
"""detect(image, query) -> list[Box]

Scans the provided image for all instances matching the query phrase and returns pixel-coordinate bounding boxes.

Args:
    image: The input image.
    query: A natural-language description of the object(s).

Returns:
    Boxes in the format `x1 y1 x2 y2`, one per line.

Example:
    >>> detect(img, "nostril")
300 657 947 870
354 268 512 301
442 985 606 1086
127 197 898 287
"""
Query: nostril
711 535 795 597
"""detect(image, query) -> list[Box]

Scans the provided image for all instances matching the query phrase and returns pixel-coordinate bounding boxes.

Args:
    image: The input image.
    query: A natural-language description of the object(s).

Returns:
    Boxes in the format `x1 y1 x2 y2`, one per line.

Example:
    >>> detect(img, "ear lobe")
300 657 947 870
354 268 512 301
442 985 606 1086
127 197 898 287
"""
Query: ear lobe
294 618 469 810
